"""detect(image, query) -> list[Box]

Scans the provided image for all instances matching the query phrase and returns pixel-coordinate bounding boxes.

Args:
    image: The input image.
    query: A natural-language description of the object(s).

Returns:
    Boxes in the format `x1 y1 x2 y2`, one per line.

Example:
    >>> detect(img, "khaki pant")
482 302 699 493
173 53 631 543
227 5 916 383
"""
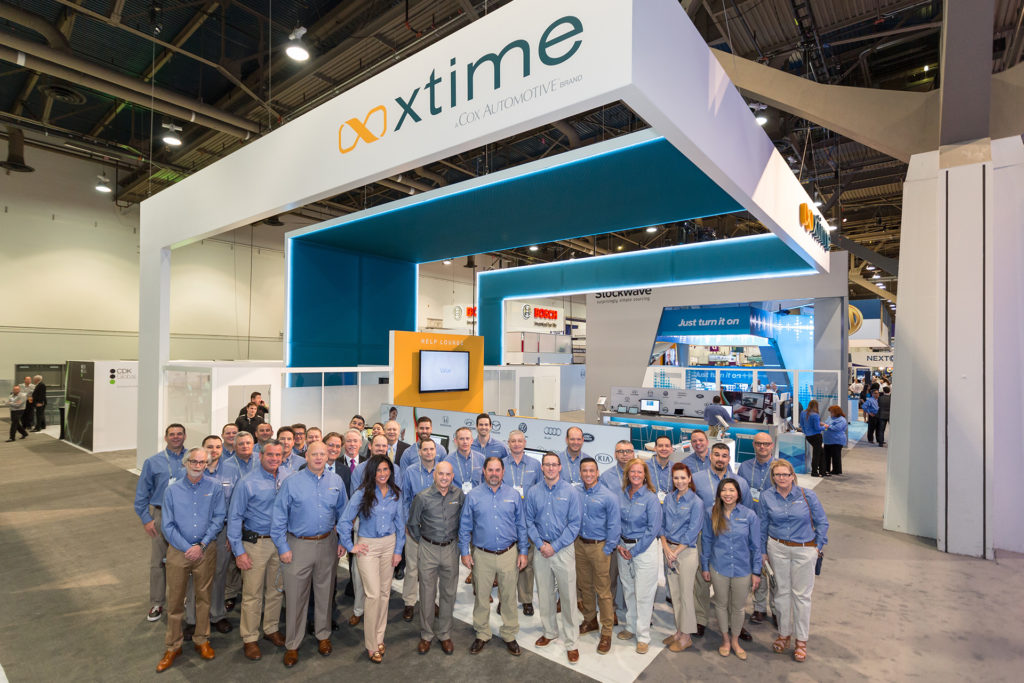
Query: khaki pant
752 554 776 615
767 539 817 641
356 534 397 654
225 562 241 600
282 532 337 650
186 528 232 624
402 534 420 607
471 546 519 642
618 541 659 644
535 544 580 651
693 533 711 627
663 544 698 634
149 506 168 606
517 542 535 604
575 539 614 636
350 518 365 617
239 538 283 643
165 544 216 650
710 568 751 636
417 539 459 641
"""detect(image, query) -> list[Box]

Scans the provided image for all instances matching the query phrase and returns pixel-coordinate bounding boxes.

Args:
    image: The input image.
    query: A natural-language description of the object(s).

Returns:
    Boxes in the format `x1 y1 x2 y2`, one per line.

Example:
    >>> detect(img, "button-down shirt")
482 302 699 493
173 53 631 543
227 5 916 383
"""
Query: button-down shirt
619 486 662 555
450 450 484 490
458 483 528 556
407 484 465 544
863 396 879 416
280 452 306 472
230 453 258 477
400 448 447 477
270 468 348 555
650 458 674 494
133 448 186 524
206 459 242 513
558 449 590 485
704 404 733 426
757 486 829 553
471 436 510 460
338 486 406 554
662 489 704 547
799 410 822 436
503 454 543 496
694 467 751 513
402 460 437 515
525 479 582 553
700 504 762 577
681 451 711 474
736 458 774 510
823 417 848 446
227 466 290 556
600 463 626 492
161 474 226 553
8 391 26 411
580 482 621 555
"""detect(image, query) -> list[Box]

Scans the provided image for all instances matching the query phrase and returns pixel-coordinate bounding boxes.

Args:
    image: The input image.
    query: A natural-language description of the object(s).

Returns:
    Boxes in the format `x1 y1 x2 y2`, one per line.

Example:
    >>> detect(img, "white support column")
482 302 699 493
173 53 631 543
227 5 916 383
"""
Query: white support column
137 241 171 466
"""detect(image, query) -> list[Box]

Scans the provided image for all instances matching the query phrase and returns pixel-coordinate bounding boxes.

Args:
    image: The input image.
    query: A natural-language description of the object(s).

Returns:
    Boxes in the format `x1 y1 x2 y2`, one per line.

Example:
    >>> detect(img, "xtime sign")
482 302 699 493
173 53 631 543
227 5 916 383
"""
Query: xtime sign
799 203 831 251
338 16 584 154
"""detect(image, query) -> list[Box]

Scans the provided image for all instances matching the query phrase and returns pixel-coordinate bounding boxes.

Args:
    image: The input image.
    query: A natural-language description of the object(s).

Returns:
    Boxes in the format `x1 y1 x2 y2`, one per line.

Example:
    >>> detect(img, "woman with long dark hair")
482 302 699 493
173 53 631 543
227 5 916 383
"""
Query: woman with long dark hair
337 455 405 662
822 405 848 476
800 400 825 477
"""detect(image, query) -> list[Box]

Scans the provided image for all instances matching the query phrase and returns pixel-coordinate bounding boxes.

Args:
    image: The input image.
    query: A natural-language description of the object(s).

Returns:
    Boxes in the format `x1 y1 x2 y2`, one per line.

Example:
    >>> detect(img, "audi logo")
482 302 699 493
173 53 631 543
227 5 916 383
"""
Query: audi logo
543 427 562 436
582 433 595 442
595 453 613 465
518 423 528 433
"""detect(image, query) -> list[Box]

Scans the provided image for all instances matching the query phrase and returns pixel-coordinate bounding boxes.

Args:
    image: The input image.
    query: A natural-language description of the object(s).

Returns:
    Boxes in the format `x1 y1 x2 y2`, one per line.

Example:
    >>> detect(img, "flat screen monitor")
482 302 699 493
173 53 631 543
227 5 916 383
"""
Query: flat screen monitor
418 350 470 393
523 447 547 461
433 434 450 451
640 398 660 413
628 406 639 415
741 392 765 409
616 404 627 413
674 408 685 416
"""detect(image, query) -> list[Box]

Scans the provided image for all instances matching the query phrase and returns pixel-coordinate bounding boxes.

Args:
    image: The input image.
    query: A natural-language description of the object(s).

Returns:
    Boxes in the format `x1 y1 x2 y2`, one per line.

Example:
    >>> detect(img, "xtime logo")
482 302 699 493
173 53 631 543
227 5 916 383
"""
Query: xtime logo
337 15 584 154
799 203 832 251
594 288 653 299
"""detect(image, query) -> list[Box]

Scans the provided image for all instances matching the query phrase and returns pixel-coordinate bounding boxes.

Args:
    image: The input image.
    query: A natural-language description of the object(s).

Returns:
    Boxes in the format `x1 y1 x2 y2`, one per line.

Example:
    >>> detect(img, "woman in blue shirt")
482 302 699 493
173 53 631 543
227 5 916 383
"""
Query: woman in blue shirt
822 405 848 476
338 455 406 662
659 463 704 653
800 400 825 477
758 458 828 663
615 458 663 654
700 478 761 660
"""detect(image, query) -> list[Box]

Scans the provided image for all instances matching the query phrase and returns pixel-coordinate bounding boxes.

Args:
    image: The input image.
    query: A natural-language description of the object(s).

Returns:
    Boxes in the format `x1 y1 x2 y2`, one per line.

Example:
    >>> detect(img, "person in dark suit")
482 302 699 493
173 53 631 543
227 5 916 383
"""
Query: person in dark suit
875 387 891 447
30 375 47 431
237 391 269 420
384 420 411 466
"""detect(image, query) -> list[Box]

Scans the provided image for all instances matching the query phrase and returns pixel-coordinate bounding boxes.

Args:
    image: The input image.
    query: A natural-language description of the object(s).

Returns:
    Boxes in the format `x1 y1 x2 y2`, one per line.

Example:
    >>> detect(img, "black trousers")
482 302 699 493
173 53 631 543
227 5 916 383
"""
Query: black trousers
806 434 824 475
20 406 34 430
874 419 888 445
824 444 843 475
865 415 878 443
34 404 46 430
9 410 28 439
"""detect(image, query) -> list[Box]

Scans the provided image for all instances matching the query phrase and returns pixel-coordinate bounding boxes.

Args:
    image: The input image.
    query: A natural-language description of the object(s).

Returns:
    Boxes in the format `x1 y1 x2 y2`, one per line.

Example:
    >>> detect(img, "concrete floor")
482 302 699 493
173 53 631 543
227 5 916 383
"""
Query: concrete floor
1 426 1023 682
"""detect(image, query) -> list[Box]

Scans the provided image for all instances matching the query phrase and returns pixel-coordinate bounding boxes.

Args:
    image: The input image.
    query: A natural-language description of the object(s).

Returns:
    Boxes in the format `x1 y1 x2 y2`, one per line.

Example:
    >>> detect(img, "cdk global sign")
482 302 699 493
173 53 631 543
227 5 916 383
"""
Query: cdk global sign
338 15 584 154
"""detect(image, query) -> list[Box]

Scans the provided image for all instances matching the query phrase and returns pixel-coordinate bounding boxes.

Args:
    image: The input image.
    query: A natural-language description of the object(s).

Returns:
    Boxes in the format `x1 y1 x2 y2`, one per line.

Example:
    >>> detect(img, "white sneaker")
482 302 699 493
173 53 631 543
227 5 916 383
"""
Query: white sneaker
147 605 164 622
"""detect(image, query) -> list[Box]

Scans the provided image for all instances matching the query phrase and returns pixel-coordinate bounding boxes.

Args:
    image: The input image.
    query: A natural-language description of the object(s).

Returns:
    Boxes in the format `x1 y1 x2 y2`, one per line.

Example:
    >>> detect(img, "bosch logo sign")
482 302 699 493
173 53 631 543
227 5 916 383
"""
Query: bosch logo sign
595 453 613 465
522 304 532 320
543 427 562 436
518 423 528 433
533 307 558 320
582 433 595 442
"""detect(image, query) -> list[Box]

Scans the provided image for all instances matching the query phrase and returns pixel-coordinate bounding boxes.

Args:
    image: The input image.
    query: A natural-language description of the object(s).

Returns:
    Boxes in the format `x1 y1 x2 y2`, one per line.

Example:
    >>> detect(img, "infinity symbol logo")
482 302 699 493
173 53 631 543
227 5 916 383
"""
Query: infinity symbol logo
338 105 387 154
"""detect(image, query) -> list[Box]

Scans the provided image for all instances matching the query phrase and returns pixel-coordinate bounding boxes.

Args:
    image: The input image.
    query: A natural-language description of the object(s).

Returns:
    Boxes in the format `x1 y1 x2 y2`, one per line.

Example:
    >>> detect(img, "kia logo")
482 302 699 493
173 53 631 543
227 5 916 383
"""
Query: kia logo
596 453 613 465
543 427 562 436
518 423 528 432
582 433 595 442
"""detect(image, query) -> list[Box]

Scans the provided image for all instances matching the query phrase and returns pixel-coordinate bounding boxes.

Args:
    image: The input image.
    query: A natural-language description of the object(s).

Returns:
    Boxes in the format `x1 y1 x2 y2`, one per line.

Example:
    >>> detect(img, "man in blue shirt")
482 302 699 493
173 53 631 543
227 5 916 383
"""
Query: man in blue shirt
221 423 238 460
156 447 226 673
526 453 583 664
650 436 676 498
863 390 880 445
600 440 633 491
575 457 621 654
230 431 258 477
253 422 274 455
450 426 485 493
558 426 590 487
460 456 528 656
504 429 543 615
415 415 448 459
271 441 348 667
736 432 777 626
227 440 289 660
681 429 712 473
703 395 734 430
134 423 187 623
471 413 509 460
400 438 440 623
277 426 305 472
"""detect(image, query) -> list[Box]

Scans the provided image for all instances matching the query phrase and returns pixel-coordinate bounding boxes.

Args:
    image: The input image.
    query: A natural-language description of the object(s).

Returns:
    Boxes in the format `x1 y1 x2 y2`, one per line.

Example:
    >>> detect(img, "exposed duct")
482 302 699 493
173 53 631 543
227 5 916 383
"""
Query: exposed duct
414 167 447 186
0 4 71 52
553 120 580 148
1 127 34 173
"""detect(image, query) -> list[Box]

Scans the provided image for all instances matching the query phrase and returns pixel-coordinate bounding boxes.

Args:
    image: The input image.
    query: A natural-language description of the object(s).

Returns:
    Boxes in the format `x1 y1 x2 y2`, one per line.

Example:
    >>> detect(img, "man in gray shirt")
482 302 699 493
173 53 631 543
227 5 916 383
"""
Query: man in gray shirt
7 385 29 441
407 460 465 655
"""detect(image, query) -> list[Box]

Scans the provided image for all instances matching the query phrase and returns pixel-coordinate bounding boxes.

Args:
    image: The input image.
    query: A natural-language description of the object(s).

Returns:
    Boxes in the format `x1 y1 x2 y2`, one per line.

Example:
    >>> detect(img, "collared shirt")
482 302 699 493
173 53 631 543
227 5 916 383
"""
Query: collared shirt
8 392 26 411
337 486 406 554
863 396 879 416
619 486 662 555
503 454 543 496
681 452 711 474
704 404 733 426
402 460 437 515
222 447 236 459
823 417 848 446
161 474 225 553
700 504 762 577
525 479 582 553
398 438 448 463
450 450 484 490
407 484 465 544
694 467 751 513
400 448 447 477
458 483 528 556
270 468 348 555
133 448 186 524
799 410 823 436
227 466 290 556
736 458 774 510
229 453 258 477
471 435 510 460
650 458 674 494
600 463 626 492
662 488 704 547
280 452 306 472
757 486 829 554
579 482 621 555
557 449 590 486
207 458 242 508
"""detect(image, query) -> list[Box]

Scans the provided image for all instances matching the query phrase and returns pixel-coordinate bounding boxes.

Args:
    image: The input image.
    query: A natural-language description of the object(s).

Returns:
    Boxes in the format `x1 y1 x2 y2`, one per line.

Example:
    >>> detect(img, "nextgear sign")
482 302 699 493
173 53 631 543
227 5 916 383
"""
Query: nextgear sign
338 16 584 154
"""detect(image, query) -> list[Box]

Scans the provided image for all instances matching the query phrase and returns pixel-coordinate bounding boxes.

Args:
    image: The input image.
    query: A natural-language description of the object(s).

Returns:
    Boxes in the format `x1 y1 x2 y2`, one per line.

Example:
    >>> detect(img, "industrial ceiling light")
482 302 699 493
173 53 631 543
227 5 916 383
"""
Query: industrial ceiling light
872 273 881 279
877 283 886 289
755 114 768 126
923 64 929 72
161 122 182 146
529 245 539 252
442 258 452 265
749 101 767 125
285 27 310 62
645 226 658 233
95 173 112 193
865 264 876 270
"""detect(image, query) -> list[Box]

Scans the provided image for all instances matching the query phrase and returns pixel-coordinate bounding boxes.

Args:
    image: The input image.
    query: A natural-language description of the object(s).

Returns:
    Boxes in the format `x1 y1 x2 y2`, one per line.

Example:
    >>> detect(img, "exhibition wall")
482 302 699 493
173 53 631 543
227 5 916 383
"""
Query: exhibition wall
389 331 484 413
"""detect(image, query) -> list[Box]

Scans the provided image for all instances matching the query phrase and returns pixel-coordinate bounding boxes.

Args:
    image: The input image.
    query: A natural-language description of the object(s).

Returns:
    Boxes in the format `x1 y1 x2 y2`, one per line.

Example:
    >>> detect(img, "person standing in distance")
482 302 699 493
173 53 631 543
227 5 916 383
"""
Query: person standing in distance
6 385 28 441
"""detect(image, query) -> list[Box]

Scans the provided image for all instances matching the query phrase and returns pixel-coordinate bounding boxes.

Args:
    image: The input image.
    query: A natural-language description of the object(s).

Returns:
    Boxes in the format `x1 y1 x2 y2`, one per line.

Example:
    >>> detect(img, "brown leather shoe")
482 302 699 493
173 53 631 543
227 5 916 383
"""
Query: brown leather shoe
263 631 286 647
403 605 415 622
418 639 431 654
579 618 599 635
283 649 299 667
194 641 215 660
318 639 332 656
556 599 561 613
469 638 487 654
440 639 454 655
535 635 553 647
567 649 579 663
597 635 611 654
348 614 362 626
613 613 619 626
243 642 261 660
505 639 521 656
465 571 473 584
156 648 182 673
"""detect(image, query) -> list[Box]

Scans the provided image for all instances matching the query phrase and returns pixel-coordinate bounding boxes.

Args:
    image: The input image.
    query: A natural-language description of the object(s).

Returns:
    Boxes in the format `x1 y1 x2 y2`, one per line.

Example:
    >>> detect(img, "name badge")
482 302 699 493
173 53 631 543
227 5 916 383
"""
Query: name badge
750 488 760 503
572 482 583 489
462 482 473 494
514 485 524 498
169 477 178 486
657 491 667 504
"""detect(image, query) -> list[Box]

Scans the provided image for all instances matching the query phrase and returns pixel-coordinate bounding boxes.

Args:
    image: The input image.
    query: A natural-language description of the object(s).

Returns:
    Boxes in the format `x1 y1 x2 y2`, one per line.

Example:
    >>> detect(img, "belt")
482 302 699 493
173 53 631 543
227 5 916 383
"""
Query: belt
665 538 684 546
474 543 515 555
297 531 332 541
151 504 161 510
579 537 602 545
771 536 816 548
421 536 454 547
620 536 639 544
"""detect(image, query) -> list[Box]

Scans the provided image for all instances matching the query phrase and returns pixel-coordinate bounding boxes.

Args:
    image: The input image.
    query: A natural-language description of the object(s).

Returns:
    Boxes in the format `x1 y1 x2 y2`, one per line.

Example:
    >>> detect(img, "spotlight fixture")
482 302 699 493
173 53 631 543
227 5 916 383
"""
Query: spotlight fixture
842 217 848 223
285 27 310 62
645 226 658 233
529 245 539 252
923 64 929 72
872 273 881 279
813 198 823 207
616 245 624 251
865 265 876 271
877 283 886 289
442 258 452 265
755 115 768 126
95 173 112 193
161 122 182 146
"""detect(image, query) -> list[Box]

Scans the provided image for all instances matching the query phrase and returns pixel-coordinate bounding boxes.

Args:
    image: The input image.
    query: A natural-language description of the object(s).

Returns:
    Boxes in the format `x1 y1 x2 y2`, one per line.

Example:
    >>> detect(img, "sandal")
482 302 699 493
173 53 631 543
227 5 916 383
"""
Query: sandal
772 635 791 653
718 645 730 657
793 640 807 662
369 650 383 663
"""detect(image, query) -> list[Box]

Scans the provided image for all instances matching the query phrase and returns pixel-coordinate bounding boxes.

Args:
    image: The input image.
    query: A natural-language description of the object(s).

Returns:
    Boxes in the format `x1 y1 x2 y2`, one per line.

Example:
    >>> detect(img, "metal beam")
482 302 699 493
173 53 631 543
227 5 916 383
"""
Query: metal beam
939 0 995 146
848 271 897 303
833 234 899 275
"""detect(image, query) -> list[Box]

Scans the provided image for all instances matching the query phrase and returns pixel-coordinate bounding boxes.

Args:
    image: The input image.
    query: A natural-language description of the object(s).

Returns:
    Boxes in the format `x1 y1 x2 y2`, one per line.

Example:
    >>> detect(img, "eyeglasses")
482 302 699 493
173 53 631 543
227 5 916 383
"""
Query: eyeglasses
774 472 794 477
615 449 635 454
754 442 773 447
186 459 209 466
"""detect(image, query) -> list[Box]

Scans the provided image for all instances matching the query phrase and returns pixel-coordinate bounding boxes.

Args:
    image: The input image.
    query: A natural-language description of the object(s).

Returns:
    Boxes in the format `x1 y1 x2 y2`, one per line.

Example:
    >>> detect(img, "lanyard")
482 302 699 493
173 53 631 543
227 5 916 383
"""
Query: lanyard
756 462 771 491
414 464 434 490
510 457 525 487
566 453 580 483
457 453 474 482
